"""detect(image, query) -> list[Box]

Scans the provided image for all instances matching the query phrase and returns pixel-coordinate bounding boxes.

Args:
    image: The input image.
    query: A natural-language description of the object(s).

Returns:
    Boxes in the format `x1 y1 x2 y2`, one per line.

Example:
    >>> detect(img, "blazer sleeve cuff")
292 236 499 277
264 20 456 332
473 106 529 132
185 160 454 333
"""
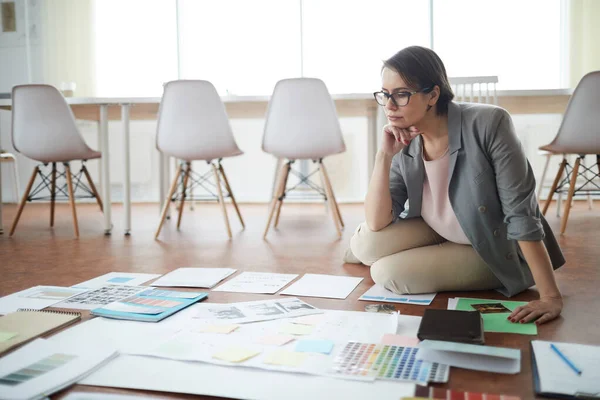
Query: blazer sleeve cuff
506 216 545 241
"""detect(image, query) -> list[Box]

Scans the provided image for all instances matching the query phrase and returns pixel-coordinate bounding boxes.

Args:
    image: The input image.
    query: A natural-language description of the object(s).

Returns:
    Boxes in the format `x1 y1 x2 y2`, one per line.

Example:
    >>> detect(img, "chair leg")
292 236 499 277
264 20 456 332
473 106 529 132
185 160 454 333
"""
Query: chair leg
50 163 57 227
264 161 290 239
177 162 191 230
319 160 342 237
9 167 39 236
64 163 79 238
270 157 283 200
218 163 245 229
560 156 581 235
10 155 19 203
274 163 291 228
542 157 567 215
82 164 103 212
212 162 232 239
537 153 551 201
155 163 183 239
320 160 344 228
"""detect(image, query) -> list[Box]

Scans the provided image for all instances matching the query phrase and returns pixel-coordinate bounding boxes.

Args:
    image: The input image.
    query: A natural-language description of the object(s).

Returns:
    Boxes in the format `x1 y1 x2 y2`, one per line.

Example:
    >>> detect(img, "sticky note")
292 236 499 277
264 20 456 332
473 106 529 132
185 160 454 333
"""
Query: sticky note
263 350 307 367
213 346 260 363
0 332 17 342
381 334 420 347
255 334 295 346
295 339 334 354
291 314 324 326
198 324 240 334
279 324 314 336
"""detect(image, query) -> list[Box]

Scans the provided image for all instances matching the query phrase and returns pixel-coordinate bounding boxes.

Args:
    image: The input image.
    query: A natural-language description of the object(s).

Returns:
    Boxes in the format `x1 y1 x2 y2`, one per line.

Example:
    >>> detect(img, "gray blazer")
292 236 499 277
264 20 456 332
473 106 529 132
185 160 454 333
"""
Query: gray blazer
390 101 565 297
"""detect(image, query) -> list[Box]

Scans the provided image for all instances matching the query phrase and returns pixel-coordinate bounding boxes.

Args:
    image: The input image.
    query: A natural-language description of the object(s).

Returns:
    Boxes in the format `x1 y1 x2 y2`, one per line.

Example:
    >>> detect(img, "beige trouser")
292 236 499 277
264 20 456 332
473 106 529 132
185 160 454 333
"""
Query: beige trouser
349 218 502 294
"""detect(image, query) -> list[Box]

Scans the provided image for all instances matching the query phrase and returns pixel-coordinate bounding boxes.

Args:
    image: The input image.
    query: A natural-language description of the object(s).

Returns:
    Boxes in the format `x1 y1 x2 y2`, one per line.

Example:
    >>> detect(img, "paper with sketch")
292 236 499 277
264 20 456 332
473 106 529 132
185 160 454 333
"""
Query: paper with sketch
280 274 363 299
151 268 236 289
0 338 117 400
72 272 161 289
416 340 521 374
532 340 600 397
0 286 88 315
212 272 298 294
52 285 148 310
359 285 436 305
193 298 322 324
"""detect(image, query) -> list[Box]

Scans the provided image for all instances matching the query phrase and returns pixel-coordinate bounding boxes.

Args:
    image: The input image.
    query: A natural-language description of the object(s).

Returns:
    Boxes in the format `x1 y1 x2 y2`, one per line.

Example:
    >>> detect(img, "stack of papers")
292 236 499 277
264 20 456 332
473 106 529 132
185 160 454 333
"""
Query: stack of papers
359 285 436 305
151 268 236 289
213 272 298 294
0 338 117 400
416 340 521 374
0 286 87 315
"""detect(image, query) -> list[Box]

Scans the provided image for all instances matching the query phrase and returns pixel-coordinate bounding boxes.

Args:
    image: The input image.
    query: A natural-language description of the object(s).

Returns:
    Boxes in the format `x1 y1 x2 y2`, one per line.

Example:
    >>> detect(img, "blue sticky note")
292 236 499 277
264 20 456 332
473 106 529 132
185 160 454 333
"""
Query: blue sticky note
108 277 134 283
295 339 334 355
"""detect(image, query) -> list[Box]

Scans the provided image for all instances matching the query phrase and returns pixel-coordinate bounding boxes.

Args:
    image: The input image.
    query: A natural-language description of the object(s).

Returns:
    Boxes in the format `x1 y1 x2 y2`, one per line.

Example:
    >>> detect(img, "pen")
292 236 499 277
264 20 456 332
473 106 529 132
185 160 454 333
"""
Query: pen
550 343 582 375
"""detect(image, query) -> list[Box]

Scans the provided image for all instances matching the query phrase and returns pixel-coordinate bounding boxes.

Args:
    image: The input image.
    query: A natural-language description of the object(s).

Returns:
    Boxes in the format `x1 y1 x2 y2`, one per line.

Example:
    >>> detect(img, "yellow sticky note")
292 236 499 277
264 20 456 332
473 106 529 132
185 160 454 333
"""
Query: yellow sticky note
198 324 240 334
279 323 314 336
264 350 307 367
213 346 260 363
0 332 17 342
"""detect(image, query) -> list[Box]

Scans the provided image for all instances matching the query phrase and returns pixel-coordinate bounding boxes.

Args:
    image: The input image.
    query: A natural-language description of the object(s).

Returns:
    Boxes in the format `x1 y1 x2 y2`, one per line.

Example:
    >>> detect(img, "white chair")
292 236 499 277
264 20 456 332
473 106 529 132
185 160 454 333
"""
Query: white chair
10 84 103 237
540 71 600 234
448 76 498 105
155 80 244 239
262 78 346 238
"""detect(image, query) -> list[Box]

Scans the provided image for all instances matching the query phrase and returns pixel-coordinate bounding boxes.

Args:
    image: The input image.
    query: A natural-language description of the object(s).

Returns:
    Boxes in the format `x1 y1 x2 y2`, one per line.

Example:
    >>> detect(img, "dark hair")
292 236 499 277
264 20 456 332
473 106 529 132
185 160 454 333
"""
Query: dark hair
383 46 454 115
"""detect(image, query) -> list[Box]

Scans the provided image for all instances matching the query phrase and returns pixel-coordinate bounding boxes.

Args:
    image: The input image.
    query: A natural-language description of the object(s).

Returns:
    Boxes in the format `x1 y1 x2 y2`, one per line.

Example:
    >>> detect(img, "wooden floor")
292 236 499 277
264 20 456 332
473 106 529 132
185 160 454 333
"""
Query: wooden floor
0 201 599 400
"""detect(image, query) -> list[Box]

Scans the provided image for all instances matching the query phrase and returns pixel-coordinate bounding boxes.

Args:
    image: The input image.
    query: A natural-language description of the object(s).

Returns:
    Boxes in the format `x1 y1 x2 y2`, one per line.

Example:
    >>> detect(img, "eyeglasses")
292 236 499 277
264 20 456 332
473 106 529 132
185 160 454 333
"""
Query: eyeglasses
373 87 432 107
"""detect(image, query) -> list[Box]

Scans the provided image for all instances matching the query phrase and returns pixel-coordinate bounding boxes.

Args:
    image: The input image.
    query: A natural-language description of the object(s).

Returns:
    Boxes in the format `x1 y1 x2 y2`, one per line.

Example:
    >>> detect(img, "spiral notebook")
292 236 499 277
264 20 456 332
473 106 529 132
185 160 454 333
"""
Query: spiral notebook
0 309 81 356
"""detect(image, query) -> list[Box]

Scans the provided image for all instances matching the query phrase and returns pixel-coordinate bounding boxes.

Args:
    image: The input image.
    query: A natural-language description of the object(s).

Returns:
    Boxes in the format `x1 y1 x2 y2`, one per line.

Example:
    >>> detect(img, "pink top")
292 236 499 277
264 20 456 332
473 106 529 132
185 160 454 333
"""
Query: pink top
421 149 471 245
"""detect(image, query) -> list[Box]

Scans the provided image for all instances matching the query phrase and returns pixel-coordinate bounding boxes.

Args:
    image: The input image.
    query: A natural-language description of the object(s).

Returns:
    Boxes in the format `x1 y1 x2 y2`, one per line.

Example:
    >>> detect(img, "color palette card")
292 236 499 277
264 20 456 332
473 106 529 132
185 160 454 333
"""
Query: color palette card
72 272 161 289
331 341 449 384
454 298 538 335
91 289 208 322
0 338 117 400
359 285 436 305
414 385 522 400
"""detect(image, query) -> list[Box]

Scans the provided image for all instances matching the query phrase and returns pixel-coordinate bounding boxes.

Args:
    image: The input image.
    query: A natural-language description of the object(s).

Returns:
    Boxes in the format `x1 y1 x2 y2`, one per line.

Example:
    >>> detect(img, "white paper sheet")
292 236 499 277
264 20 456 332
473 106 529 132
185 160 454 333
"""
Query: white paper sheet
532 340 600 397
280 274 363 299
0 338 117 400
212 272 298 294
0 286 88 315
447 298 458 310
192 298 322 324
416 340 521 374
52 285 148 310
359 285 436 305
150 268 236 289
63 393 170 400
72 272 161 289
80 354 416 400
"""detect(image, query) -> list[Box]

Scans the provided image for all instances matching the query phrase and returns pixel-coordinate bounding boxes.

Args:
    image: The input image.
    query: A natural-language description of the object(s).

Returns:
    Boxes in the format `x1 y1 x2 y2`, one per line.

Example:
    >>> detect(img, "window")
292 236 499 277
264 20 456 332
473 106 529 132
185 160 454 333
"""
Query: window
433 0 562 90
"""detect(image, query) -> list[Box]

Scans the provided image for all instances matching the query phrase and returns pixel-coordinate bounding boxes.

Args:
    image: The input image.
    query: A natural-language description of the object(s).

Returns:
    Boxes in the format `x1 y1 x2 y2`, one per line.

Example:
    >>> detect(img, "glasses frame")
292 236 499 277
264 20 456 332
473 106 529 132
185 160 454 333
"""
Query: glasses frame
373 87 432 107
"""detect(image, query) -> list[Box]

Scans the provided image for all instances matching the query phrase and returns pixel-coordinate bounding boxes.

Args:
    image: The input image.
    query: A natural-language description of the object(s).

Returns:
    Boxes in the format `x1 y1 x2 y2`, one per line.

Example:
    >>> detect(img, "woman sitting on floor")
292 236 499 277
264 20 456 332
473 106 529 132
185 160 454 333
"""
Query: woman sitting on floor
345 46 565 326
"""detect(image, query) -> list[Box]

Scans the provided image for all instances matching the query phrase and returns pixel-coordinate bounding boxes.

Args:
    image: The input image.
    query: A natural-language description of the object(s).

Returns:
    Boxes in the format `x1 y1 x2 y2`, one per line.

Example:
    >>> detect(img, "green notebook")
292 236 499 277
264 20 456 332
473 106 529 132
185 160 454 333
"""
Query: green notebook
455 298 538 335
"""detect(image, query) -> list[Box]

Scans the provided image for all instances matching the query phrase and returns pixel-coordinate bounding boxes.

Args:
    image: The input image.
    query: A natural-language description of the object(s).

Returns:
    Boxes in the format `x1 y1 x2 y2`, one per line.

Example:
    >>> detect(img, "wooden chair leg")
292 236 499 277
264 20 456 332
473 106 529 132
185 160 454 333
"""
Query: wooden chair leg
9 167 39 236
542 158 567 215
177 162 191 230
320 160 344 228
212 163 232 239
155 163 183 239
64 163 79 238
274 163 291 228
319 161 342 237
82 164 103 212
264 161 290 239
560 156 581 235
50 163 57 227
537 153 551 201
218 163 245 229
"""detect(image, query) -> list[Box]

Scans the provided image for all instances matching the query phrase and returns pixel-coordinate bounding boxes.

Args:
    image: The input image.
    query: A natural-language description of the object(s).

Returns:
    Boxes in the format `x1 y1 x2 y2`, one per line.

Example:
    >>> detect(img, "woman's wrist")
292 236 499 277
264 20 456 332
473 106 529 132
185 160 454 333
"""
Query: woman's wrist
376 150 395 163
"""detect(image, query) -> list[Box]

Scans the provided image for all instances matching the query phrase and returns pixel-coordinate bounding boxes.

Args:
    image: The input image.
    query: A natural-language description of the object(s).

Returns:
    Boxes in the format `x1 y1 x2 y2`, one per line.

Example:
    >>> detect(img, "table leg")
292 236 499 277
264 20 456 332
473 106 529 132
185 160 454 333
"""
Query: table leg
122 104 131 235
100 104 112 235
